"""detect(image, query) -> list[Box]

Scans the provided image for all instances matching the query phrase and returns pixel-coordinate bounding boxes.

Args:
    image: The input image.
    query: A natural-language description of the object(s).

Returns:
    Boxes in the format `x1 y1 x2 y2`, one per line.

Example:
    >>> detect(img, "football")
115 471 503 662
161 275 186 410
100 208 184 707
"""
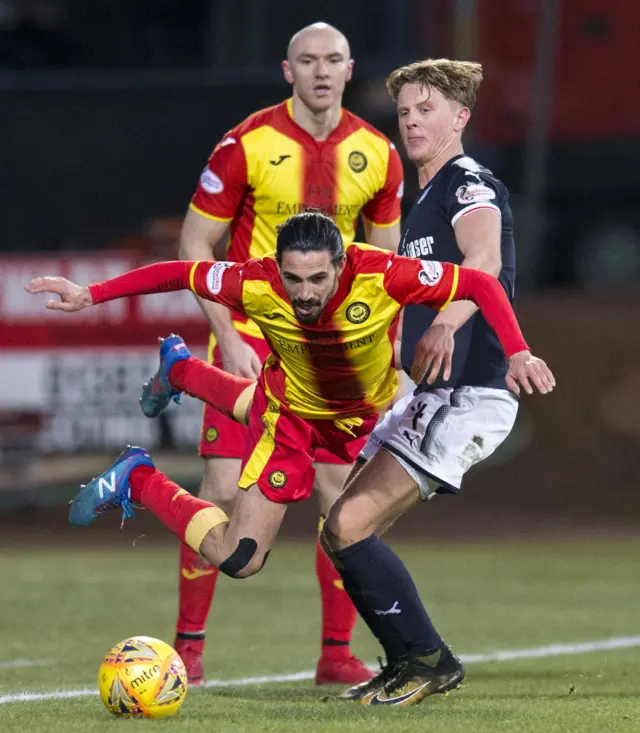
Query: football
98 636 188 718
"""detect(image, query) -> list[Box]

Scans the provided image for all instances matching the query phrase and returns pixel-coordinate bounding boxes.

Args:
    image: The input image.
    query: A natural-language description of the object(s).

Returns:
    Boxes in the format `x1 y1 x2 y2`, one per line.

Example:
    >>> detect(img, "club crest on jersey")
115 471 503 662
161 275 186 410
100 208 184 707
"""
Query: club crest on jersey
205 427 219 443
200 168 224 194
418 260 443 287
348 151 368 173
346 302 371 324
268 470 287 488
455 183 495 205
206 261 233 294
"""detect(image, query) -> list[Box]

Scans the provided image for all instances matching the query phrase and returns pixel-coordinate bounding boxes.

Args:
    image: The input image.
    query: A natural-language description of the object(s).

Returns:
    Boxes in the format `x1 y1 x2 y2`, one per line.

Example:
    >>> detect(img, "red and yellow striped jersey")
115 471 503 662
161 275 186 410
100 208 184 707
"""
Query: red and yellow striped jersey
190 100 402 261
188 244 457 420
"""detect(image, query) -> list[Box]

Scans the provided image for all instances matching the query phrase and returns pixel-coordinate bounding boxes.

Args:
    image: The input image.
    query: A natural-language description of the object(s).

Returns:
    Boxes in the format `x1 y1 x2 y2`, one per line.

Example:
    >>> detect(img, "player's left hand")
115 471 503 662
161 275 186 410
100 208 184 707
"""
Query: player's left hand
506 351 556 397
410 323 455 384
25 276 93 312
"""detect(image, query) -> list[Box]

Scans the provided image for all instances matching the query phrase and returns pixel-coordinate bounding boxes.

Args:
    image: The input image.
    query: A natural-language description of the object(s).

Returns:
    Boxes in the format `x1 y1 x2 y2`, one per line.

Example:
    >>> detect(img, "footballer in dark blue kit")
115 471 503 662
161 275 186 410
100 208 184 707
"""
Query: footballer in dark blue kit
322 59 555 706
359 61 528 500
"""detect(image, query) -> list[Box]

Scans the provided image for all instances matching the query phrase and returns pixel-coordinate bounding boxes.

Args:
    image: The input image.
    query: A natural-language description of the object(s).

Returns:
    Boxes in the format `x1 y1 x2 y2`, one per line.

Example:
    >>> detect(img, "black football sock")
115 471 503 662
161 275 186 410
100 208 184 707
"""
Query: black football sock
338 571 407 663
335 535 443 661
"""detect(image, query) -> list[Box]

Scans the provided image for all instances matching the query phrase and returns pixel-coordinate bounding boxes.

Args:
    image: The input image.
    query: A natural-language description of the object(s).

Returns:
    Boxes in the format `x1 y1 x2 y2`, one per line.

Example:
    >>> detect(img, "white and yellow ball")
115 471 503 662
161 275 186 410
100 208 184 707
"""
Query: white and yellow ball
98 636 188 718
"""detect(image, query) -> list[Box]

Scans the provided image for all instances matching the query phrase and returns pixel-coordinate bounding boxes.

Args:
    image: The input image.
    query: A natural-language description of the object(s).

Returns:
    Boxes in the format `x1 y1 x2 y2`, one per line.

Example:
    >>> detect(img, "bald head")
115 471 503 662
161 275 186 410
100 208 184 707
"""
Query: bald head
282 22 354 115
287 22 350 62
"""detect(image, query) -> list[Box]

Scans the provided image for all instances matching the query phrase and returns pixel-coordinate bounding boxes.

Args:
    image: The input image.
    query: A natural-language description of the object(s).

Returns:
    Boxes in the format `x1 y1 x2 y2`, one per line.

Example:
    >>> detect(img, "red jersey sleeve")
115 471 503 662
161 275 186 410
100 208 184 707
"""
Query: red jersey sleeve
189 133 248 222
89 260 245 313
189 260 244 310
360 143 403 227
384 256 529 358
384 255 457 308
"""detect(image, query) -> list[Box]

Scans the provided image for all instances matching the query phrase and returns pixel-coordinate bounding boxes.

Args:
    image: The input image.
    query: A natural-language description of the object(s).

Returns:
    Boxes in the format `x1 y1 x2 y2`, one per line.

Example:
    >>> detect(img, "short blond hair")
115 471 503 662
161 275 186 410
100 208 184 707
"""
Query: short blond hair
386 59 483 110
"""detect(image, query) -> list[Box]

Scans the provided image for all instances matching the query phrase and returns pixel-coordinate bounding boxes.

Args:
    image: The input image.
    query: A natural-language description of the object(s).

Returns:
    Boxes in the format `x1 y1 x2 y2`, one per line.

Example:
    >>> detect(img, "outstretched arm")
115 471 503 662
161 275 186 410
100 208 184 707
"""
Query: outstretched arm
26 260 243 313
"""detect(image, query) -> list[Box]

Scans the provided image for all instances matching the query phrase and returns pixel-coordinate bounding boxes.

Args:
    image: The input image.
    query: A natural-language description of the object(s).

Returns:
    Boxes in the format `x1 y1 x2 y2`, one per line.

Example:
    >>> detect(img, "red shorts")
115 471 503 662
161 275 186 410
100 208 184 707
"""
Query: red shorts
199 331 368 465
238 379 378 503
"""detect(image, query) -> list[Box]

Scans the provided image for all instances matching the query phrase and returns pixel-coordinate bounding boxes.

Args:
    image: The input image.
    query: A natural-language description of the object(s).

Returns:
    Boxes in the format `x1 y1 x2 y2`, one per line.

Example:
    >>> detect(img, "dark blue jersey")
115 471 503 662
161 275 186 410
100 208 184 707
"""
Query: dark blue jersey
399 154 516 391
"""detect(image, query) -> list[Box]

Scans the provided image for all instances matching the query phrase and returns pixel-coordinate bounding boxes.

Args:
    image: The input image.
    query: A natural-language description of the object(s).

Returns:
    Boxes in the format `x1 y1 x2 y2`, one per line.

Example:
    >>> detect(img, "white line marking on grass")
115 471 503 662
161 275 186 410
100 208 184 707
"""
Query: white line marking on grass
0 688 96 704
0 660 52 670
1 635 639 705
460 636 640 664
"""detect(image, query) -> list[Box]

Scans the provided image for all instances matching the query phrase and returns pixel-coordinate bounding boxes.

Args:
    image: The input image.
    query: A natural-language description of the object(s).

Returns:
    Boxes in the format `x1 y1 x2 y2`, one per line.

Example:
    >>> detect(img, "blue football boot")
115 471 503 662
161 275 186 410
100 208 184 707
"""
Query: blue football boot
68 446 154 528
140 334 191 418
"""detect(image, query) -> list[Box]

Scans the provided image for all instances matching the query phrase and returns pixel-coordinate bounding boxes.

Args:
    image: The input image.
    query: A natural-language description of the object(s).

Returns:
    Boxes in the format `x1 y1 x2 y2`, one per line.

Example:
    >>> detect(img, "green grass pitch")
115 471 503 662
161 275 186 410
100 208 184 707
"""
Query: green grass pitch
0 538 638 732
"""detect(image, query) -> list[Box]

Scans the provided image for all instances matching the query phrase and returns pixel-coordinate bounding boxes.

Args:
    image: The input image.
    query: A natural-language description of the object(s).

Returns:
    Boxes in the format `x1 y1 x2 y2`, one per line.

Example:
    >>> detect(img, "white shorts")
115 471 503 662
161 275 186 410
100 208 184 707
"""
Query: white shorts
360 386 518 499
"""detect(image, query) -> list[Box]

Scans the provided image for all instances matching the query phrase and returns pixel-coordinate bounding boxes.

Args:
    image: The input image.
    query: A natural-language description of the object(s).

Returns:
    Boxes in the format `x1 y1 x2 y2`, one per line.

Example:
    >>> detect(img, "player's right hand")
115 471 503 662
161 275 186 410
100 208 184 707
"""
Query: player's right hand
25 276 93 312
219 332 262 379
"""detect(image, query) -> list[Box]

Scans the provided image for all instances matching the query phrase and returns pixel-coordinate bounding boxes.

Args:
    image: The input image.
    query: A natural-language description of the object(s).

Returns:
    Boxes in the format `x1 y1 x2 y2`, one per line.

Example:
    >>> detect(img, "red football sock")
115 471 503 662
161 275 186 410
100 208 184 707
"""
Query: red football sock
316 531 357 660
129 466 229 552
169 357 254 423
176 542 220 637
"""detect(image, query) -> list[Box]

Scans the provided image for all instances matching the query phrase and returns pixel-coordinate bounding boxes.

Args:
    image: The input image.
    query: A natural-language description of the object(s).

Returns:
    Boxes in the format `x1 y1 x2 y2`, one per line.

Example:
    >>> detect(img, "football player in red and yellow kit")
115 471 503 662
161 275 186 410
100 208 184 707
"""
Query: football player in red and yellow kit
29 211 554 706
177 22 402 683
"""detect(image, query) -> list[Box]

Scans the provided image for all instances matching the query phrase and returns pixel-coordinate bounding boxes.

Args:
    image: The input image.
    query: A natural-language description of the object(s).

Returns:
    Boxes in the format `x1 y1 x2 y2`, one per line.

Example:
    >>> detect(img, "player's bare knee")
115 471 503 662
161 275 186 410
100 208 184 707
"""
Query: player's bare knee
324 499 372 550
322 504 354 550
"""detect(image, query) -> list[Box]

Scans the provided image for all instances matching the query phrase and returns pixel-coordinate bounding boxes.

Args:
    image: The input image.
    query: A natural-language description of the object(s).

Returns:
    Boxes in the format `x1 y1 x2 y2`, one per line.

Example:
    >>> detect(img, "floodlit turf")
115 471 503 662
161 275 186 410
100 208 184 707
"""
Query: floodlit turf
0 539 639 732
